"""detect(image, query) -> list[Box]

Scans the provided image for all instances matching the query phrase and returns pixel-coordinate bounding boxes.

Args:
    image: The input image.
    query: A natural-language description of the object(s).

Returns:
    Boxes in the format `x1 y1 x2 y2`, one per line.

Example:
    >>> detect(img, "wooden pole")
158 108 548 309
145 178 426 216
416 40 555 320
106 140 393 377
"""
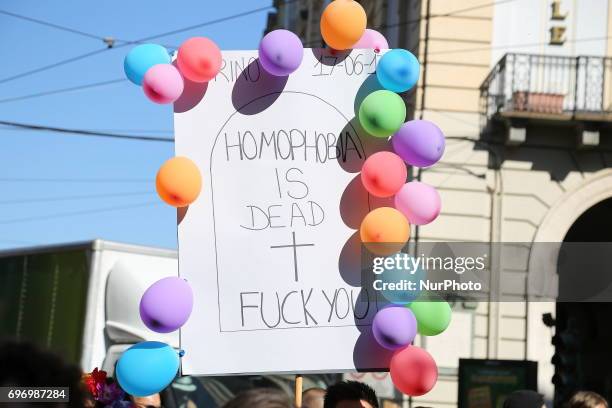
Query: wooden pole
295 374 303 408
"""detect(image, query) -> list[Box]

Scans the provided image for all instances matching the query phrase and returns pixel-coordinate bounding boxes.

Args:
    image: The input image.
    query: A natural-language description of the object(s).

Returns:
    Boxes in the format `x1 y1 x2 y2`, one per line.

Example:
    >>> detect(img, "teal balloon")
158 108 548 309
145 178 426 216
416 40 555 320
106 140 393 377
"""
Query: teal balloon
377 49 420 93
358 90 406 137
380 253 426 304
116 341 179 397
124 44 171 85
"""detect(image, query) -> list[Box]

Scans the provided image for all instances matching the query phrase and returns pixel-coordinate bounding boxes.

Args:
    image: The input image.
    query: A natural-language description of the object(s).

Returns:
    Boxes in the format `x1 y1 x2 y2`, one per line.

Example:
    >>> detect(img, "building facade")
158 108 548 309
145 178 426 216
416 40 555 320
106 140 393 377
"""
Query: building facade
267 1 612 407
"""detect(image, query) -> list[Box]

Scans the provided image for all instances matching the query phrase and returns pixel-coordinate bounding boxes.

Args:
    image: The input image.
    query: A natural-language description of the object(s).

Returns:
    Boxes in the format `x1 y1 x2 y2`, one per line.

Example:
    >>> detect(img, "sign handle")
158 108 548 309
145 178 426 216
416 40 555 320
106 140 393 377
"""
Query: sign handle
295 374 303 408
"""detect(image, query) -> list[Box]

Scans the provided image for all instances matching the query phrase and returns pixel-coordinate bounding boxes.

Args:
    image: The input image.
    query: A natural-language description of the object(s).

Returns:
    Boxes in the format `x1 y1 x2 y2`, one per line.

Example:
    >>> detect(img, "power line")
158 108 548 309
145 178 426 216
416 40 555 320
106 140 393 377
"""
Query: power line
0 120 174 142
0 8 107 41
0 78 126 104
0 201 160 225
0 191 155 205
0 1 296 86
0 126 173 134
0 48 110 85
0 177 150 183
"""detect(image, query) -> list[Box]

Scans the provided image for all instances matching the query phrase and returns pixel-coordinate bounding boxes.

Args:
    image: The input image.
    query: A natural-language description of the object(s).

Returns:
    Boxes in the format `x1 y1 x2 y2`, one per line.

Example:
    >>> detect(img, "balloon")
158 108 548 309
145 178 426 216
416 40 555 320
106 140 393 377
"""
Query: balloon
379 253 425 304
258 29 304 76
372 306 417 350
392 120 445 167
408 300 452 336
390 346 438 396
142 64 184 104
124 44 171 85
358 90 406 138
156 157 202 207
361 151 407 197
177 37 222 82
320 0 367 50
140 277 193 333
116 341 179 397
377 49 420 93
353 29 389 52
394 181 441 225
360 207 410 255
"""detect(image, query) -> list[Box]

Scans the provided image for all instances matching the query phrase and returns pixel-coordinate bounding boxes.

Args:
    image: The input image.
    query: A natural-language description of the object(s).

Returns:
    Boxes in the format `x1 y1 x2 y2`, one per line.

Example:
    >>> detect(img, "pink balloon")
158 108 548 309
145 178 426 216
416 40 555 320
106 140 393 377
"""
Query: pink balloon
352 29 389 52
394 181 441 225
390 346 438 396
361 151 407 198
142 64 184 104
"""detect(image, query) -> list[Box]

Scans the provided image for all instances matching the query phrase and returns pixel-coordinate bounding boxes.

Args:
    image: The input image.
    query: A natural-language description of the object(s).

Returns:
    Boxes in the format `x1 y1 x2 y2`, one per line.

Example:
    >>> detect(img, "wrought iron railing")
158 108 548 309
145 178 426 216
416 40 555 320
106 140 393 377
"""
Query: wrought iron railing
480 53 612 123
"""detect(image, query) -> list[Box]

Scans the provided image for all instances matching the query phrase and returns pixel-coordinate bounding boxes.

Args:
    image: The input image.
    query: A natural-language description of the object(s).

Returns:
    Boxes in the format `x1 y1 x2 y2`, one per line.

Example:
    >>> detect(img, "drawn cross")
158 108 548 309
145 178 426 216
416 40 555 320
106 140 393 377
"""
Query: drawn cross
270 231 315 282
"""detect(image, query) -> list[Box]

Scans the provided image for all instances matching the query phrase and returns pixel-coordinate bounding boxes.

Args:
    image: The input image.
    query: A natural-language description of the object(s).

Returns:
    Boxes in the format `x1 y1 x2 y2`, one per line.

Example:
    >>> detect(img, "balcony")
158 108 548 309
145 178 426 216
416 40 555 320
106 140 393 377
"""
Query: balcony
480 53 612 124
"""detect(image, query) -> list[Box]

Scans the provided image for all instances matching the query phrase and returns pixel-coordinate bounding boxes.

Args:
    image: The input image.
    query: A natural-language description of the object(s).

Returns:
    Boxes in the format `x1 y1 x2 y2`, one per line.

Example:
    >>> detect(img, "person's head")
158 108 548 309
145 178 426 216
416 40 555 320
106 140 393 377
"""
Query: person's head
503 390 545 408
303 387 326 408
222 388 292 408
568 391 609 408
324 381 379 408
0 339 84 408
131 393 162 408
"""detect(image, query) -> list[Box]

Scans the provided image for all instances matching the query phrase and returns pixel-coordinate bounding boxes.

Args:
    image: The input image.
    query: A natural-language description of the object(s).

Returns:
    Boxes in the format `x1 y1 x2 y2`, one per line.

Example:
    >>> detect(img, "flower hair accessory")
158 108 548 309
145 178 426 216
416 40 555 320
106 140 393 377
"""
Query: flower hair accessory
82 368 132 408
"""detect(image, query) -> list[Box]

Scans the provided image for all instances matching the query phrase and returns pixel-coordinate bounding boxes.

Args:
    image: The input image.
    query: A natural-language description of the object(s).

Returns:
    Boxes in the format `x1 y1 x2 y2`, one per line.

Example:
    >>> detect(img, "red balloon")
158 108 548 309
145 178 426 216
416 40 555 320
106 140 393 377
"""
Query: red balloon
177 37 222 82
390 346 438 396
361 151 407 197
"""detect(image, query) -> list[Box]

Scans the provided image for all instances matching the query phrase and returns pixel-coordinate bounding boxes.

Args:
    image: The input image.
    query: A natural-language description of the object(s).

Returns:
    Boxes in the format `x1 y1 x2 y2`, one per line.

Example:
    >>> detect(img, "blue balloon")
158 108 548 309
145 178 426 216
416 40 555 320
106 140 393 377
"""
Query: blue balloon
379 253 426 304
124 44 171 85
116 341 179 397
376 49 420 93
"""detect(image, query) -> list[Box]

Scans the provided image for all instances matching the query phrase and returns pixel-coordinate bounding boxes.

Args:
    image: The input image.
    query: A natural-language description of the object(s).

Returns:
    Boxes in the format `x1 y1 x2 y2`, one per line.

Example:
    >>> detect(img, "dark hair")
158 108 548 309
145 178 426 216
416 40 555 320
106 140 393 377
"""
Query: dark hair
568 391 609 408
0 340 85 408
324 380 379 408
222 388 293 408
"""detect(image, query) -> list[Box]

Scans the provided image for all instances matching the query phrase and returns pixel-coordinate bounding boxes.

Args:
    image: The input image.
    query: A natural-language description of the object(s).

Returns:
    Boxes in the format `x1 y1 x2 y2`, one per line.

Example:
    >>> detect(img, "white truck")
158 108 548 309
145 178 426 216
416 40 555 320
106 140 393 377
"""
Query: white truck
0 239 338 406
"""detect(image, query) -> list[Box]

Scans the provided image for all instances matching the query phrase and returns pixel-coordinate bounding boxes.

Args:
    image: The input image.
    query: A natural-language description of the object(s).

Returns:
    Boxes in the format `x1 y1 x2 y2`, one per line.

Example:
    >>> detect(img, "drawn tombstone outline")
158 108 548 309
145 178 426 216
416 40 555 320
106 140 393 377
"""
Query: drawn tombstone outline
208 88 373 332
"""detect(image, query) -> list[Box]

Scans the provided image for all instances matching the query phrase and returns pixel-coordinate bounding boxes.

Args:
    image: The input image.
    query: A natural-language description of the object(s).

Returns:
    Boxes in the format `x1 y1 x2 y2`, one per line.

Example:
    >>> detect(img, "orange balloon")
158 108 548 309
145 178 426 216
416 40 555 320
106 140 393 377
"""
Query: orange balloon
156 157 202 207
320 0 367 50
360 207 410 255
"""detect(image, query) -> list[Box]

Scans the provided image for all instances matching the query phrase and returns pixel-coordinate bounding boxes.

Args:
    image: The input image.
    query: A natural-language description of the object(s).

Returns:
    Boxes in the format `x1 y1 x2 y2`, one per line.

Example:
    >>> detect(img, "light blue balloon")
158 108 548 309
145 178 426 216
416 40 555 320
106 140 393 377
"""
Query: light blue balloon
380 253 426 304
116 341 179 397
124 44 171 85
376 49 420 93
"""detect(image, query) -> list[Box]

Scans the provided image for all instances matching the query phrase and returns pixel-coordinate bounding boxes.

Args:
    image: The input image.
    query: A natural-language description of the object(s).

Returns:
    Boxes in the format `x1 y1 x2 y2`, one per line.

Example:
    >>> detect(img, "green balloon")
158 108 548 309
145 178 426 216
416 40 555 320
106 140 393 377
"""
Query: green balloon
408 300 452 336
358 90 406 138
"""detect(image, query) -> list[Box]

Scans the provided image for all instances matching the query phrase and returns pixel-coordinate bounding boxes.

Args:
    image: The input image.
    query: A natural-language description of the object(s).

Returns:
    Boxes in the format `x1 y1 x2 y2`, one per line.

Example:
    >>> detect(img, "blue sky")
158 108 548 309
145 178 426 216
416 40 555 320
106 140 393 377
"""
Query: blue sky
0 0 272 250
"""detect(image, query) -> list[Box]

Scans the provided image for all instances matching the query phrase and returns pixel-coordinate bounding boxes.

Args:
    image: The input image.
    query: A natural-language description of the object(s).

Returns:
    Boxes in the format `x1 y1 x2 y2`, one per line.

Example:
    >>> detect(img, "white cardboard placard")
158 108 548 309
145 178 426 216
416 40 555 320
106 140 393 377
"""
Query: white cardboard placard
176 49 392 375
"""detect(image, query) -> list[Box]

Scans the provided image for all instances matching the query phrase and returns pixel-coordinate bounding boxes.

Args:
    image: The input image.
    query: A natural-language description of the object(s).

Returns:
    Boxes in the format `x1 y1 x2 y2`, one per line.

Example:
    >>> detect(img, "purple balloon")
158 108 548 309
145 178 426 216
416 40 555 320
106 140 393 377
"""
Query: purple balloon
391 120 445 167
140 277 193 333
372 306 417 350
258 29 304 76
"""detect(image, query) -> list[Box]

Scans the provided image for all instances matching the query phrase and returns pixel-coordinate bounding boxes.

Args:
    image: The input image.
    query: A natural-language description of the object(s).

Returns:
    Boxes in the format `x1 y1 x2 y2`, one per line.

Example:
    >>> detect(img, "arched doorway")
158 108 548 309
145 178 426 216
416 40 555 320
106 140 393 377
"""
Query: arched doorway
552 198 612 406
527 169 612 405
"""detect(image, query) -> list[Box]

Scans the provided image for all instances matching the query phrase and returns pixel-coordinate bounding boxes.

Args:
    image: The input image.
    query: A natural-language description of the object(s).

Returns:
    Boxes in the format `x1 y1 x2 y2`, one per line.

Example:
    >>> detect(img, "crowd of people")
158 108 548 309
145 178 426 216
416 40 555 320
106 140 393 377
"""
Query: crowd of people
0 340 608 408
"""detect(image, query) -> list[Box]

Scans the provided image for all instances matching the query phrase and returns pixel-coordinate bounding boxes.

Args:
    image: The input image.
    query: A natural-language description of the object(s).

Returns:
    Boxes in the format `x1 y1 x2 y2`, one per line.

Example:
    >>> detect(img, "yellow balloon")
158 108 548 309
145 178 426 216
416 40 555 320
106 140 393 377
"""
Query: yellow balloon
156 157 202 208
360 207 410 255
320 0 367 50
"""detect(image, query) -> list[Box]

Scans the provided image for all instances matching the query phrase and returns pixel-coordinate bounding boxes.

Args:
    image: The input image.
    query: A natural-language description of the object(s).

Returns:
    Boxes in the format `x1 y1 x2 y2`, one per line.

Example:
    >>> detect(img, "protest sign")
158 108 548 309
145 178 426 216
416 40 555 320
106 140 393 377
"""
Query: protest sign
176 49 392 375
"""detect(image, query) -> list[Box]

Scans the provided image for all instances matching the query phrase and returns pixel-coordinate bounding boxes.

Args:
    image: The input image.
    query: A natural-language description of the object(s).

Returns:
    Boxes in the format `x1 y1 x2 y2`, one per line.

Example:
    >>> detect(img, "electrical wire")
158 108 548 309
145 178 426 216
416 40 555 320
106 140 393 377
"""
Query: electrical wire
0 191 155 205
0 48 110 85
0 78 126 104
0 201 161 225
0 1 298 86
0 8 108 41
0 120 174 142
